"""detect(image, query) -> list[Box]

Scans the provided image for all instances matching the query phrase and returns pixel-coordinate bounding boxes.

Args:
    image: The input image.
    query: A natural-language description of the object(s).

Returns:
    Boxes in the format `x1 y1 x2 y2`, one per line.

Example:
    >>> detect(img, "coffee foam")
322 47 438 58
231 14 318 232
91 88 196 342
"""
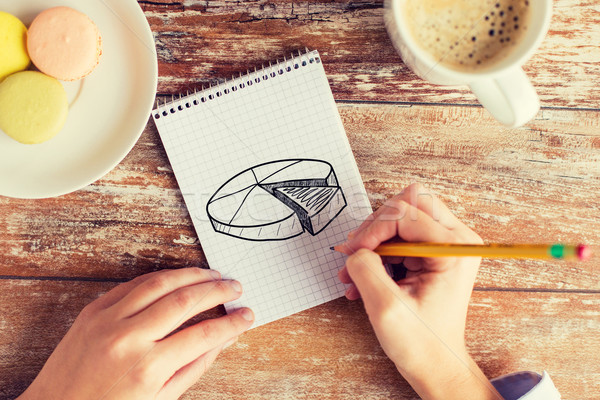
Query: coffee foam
403 0 531 71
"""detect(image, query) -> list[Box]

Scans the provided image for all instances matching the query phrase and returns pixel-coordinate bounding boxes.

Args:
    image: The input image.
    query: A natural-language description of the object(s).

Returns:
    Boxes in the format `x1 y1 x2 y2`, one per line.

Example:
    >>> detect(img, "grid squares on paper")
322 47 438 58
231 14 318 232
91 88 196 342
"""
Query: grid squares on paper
154 51 372 328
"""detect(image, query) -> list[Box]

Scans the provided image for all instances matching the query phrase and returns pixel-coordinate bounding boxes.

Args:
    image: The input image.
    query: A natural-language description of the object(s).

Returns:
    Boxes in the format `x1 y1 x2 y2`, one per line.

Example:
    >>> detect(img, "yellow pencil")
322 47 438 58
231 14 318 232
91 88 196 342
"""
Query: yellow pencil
331 243 591 260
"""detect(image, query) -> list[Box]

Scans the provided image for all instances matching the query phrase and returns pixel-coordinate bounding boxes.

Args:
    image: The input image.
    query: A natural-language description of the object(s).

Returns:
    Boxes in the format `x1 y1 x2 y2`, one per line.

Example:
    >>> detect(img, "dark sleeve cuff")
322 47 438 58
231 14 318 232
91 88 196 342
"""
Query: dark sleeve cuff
491 371 561 400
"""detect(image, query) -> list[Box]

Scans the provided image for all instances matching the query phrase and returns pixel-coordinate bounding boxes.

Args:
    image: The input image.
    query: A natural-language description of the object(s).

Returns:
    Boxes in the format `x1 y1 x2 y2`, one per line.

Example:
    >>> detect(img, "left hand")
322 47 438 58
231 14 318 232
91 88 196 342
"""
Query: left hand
18 268 254 400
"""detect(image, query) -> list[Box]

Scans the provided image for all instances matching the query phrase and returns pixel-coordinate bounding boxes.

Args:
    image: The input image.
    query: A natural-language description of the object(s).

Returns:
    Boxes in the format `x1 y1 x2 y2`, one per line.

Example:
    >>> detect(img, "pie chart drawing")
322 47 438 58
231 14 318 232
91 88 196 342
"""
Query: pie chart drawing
207 159 347 241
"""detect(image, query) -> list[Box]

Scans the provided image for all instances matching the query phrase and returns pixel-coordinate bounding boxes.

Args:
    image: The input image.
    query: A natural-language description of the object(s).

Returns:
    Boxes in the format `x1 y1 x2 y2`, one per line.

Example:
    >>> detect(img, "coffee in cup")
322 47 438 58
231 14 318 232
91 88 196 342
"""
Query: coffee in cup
384 0 552 128
403 0 532 72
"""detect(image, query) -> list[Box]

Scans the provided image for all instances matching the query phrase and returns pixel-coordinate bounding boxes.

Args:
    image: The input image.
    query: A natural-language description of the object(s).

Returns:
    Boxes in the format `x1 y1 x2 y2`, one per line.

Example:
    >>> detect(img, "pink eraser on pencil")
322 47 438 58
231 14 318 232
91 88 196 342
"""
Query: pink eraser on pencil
577 244 591 261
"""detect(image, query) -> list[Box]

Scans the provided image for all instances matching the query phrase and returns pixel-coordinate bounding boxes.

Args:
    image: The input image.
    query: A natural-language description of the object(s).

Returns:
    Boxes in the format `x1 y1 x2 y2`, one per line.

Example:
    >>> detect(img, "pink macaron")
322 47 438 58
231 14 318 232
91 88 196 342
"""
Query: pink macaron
27 6 102 81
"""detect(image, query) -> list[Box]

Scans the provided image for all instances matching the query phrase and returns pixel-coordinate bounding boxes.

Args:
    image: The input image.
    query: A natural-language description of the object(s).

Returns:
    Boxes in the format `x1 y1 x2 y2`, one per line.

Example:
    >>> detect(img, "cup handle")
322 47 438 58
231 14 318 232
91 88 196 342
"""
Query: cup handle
469 67 540 128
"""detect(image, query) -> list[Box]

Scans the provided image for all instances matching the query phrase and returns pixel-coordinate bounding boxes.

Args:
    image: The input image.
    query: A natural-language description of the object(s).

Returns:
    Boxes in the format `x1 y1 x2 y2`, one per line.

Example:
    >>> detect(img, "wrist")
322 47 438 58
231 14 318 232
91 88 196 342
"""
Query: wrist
396 348 501 400
17 385 37 400
390 331 467 378
17 373 60 400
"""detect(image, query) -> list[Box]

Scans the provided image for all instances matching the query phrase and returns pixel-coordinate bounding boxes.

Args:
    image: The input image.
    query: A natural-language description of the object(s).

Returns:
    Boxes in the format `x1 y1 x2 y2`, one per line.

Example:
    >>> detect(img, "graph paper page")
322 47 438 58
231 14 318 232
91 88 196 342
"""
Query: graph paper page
153 51 372 327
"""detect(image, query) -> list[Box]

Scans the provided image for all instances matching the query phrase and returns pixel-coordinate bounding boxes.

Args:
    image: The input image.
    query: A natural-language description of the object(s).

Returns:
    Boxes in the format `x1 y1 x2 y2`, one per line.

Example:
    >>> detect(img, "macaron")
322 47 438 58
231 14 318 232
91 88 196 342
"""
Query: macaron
0 11 31 81
0 71 68 144
27 6 102 81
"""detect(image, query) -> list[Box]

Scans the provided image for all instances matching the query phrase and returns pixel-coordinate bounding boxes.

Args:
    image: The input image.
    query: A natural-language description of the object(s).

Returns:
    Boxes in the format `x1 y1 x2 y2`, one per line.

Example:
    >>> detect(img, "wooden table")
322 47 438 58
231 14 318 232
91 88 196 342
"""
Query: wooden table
1 1 599 398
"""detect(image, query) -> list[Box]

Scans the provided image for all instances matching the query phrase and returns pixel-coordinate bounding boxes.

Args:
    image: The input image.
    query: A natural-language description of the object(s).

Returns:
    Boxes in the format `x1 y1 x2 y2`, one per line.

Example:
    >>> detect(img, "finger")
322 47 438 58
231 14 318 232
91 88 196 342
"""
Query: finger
345 249 405 317
338 266 352 284
111 268 221 318
348 209 380 239
127 280 243 340
338 266 360 299
344 200 454 254
381 256 405 265
90 271 165 311
345 199 393 241
334 203 400 255
349 184 463 241
345 184 440 240
396 183 463 230
402 257 426 272
345 284 361 300
158 346 222 400
154 308 254 372
339 260 404 286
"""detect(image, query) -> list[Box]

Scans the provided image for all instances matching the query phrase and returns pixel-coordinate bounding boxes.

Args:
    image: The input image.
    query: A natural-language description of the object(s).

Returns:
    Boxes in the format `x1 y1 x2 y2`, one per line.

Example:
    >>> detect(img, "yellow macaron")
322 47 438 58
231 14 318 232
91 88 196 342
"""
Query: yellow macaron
0 71 68 144
0 11 31 81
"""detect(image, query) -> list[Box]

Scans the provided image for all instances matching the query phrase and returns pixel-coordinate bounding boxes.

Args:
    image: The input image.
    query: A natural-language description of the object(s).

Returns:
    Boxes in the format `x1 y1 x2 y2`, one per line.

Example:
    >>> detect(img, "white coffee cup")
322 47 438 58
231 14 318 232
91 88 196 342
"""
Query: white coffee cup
384 0 552 128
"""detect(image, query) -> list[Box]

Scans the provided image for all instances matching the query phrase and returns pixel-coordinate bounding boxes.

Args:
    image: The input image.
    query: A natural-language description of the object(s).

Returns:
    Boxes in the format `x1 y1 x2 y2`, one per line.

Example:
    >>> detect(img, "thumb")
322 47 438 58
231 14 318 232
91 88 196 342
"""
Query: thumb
345 249 406 317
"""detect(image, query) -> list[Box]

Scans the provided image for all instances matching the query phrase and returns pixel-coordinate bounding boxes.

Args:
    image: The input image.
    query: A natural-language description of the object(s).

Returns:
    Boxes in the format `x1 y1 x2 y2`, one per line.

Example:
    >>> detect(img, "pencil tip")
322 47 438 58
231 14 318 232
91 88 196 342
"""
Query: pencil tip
330 246 335 251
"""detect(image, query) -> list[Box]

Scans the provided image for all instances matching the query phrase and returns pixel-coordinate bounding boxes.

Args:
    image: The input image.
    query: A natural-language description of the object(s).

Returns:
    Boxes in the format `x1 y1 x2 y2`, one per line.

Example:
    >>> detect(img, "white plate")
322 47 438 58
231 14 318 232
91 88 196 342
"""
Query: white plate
0 0 157 198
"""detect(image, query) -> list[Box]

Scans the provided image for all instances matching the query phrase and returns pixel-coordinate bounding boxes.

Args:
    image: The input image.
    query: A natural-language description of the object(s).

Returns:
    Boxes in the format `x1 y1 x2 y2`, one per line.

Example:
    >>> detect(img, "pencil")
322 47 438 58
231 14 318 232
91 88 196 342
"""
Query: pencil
331 243 591 260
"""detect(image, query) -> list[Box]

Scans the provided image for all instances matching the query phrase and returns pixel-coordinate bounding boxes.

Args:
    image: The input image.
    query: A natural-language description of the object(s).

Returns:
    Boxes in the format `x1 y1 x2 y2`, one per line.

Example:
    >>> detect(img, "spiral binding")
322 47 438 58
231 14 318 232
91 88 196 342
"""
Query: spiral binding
153 48 320 120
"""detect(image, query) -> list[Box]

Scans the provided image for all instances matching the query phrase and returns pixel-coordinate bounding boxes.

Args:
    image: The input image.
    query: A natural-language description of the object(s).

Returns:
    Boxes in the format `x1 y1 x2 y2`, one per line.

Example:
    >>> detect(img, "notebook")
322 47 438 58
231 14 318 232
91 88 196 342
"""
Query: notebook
152 50 372 327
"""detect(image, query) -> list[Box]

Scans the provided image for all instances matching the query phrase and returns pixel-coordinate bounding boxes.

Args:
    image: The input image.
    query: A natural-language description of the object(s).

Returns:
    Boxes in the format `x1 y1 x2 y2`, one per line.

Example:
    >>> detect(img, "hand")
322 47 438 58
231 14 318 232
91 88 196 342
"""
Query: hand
337 184 501 400
18 268 254 400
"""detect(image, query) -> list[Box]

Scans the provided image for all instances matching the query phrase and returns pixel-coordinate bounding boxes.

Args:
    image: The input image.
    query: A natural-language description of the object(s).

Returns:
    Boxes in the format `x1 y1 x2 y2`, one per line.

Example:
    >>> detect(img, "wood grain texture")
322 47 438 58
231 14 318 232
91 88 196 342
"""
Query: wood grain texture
145 0 600 108
341 103 600 291
1 280 598 399
1 105 597 289
1 0 599 398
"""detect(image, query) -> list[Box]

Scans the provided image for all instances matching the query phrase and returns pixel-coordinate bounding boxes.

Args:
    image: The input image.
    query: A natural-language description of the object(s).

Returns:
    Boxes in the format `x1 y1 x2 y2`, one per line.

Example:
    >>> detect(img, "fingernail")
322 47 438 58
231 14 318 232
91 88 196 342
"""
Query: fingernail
347 230 357 239
222 338 237 350
345 286 358 300
240 308 254 322
209 269 221 280
229 280 242 293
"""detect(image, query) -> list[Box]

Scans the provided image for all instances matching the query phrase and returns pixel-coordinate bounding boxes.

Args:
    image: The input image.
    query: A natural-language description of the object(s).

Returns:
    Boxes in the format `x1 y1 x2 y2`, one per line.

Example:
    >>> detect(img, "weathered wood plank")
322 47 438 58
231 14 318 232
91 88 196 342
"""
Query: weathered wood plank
341 103 600 291
0 120 203 280
2 3 597 400
1 280 598 399
464 291 600 400
0 279 223 399
1 104 597 289
143 0 600 108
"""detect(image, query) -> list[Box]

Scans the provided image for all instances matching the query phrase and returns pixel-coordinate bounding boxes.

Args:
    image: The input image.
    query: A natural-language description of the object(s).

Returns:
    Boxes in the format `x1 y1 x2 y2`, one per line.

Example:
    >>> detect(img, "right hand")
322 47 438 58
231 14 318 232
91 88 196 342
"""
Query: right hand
337 184 501 399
